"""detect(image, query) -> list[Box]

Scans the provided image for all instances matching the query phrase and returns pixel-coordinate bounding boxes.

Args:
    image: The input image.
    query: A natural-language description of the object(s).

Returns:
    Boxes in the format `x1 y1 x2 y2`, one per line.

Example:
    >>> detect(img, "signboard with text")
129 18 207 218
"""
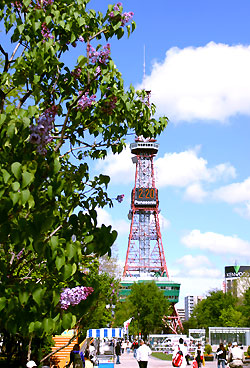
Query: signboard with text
225 266 250 279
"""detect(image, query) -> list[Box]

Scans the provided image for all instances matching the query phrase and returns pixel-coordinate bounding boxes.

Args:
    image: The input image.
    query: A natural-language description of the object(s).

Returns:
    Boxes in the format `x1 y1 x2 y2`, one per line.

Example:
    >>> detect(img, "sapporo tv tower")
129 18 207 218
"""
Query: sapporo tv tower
120 136 183 334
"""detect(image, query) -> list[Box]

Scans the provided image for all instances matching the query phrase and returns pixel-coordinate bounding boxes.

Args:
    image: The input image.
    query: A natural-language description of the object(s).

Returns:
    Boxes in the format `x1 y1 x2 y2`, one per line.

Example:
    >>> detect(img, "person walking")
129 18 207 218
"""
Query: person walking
132 339 139 359
227 342 245 368
194 343 204 368
66 343 85 368
216 343 227 368
115 340 121 364
172 338 187 368
84 351 93 368
136 340 152 368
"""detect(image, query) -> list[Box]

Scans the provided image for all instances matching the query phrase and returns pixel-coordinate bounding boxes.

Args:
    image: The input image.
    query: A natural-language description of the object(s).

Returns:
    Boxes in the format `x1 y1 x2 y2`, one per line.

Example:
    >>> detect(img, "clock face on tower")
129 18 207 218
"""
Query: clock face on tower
134 188 158 207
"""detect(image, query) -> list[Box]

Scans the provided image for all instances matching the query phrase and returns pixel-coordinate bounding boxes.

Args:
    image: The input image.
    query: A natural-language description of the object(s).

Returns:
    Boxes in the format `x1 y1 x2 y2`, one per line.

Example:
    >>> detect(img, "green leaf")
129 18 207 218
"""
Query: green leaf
55 256 65 271
2 169 11 183
62 264 72 280
33 287 46 305
47 185 53 199
53 290 60 307
11 162 22 180
22 171 34 188
19 291 29 304
29 322 35 333
62 313 73 330
53 158 61 174
21 189 30 204
0 114 6 126
0 297 6 312
12 181 20 191
43 318 54 333
10 192 20 205
66 243 76 260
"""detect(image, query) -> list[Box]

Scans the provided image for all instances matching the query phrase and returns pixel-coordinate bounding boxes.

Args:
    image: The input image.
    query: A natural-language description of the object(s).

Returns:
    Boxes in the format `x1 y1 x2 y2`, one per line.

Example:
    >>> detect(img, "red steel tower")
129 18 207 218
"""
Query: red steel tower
122 136 183 334
123 137 168 277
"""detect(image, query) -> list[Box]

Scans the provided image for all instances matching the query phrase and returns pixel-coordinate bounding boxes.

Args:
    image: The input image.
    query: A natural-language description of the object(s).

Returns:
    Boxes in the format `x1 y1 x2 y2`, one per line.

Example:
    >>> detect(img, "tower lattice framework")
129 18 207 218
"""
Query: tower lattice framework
123 137 183 334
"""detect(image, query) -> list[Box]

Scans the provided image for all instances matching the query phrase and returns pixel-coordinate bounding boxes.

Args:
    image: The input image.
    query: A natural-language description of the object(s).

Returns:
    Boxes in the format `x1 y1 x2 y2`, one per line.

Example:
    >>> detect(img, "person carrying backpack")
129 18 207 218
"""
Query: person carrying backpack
172 338 187 368
66 343 85 368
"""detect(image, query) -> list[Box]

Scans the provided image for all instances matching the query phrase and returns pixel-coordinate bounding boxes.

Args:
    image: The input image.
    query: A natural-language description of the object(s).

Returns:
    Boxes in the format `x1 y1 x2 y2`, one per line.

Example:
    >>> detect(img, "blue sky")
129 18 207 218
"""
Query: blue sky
2 0 250 308
88 0 250 307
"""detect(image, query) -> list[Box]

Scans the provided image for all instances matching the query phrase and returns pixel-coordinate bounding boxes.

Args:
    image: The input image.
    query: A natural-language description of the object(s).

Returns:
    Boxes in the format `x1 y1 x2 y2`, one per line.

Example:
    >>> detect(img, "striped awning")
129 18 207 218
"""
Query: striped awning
87 328 123 339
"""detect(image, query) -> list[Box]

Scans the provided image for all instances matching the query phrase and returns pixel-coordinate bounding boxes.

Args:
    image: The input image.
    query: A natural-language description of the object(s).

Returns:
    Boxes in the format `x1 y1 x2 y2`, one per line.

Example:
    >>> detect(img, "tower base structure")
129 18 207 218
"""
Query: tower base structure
119 275 183 334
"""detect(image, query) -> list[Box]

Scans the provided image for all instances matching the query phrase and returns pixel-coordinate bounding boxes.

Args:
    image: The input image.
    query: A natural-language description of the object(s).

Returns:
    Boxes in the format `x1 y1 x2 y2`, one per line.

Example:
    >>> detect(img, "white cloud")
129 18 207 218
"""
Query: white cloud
159 213 171 229
213 177 250 203
96 207 130 235
155 148 235 188
176 254 211 268
235 202 250 219
184 183 208 202
181 229 250 256
141 42 250 122
95 145 134 185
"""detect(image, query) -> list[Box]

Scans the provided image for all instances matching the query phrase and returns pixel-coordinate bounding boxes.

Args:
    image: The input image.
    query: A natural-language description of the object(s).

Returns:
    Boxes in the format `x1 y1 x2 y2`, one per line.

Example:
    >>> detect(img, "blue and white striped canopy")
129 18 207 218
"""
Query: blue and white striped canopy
87 328 124 339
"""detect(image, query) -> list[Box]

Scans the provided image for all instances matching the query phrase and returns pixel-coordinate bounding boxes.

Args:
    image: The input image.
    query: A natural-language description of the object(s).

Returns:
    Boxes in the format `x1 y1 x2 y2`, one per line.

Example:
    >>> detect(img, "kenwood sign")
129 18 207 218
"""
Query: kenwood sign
225 265 250 279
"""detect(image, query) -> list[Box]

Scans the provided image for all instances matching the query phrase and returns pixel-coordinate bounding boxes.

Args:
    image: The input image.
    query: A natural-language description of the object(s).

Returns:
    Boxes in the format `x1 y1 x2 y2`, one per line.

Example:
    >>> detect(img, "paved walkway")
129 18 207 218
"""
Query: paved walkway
117 353 216 368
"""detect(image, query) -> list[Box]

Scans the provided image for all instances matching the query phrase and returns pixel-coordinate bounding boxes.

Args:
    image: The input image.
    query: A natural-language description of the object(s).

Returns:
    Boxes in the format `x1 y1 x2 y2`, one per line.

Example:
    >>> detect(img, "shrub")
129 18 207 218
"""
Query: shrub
247 346 250 357
204 344 212 355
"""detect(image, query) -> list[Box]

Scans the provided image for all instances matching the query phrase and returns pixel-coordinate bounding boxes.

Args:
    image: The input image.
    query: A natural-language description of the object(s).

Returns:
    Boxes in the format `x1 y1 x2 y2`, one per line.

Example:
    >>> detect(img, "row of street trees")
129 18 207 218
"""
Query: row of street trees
183 288 250 333
0 0 168 365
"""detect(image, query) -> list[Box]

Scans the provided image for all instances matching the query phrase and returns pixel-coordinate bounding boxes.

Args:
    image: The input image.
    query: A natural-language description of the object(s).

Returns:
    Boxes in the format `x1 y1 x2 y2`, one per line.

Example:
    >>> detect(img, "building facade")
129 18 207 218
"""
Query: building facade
225 265 250 297
184 295 203 320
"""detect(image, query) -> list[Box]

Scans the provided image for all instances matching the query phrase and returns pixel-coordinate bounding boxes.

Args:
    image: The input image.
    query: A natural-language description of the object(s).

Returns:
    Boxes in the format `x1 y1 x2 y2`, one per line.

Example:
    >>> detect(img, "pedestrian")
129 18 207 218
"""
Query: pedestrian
84 351 94 368
216 343 227 368
194 343 204 368
115 340 121 364
172 338 187 368
136 340 152 368
227 342 245 368
88 341 96 365
66 343 85 368
126 340 131 354
26 361 37 368
132 339 139 359
184 342 190 365
121 339 127 354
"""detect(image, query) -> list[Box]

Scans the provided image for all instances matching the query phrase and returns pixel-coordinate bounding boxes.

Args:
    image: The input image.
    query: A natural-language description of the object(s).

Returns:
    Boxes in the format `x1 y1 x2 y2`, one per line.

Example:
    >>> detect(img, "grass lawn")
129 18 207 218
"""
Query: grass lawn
152 352 173 360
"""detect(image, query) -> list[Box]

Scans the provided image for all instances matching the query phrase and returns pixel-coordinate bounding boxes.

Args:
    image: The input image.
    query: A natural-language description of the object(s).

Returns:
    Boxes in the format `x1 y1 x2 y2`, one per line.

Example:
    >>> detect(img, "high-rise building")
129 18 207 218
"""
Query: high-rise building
225 265 250 297
184 295 203 320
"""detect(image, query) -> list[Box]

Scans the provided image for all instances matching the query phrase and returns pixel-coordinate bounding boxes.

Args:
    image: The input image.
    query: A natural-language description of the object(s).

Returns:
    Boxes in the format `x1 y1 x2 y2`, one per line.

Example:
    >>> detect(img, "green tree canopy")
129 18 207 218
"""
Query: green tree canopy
0 0 168 364
114 281 170 338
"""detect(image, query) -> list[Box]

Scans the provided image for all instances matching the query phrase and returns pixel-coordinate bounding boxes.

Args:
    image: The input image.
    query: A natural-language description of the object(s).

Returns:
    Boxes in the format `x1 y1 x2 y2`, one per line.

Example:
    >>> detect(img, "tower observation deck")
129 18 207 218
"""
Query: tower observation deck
121 136 183 334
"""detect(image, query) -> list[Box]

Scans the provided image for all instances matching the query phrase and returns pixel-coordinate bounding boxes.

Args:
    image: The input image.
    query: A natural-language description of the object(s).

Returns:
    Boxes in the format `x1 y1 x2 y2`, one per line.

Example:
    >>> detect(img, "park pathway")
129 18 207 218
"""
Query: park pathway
117 353 218 368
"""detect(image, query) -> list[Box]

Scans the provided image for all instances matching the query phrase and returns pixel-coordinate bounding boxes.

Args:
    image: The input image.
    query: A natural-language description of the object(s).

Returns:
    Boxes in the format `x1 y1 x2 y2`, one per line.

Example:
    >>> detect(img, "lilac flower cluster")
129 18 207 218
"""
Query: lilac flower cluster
11 1 22 11
116 194 124 203
35 0 54 9
102 95 117 115
87 43 111 64
60 286 94 310
71 67 82 79
41 22 54 42
30 105 57 155
109 3 134 26
77 91 96 111
121 11 134 26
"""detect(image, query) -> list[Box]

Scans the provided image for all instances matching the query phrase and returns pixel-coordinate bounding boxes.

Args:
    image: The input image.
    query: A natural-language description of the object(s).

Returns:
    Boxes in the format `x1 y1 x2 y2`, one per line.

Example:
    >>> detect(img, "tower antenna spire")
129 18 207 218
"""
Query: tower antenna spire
143 44 146 89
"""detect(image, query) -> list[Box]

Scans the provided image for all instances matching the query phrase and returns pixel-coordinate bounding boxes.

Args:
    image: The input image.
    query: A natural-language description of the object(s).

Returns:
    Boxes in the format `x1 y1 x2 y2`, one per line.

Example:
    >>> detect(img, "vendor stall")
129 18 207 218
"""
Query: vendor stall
86 328 124 368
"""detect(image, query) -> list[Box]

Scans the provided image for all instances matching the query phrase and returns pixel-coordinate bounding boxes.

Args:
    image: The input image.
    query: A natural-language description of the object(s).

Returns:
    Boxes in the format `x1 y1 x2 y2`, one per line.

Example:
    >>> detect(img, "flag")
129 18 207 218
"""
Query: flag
123 317 133 330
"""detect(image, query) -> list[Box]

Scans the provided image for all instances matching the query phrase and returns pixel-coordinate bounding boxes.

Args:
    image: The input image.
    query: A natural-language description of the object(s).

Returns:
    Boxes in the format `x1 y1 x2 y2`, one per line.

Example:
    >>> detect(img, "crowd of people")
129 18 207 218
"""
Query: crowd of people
26 337 246 368
171 338 246 368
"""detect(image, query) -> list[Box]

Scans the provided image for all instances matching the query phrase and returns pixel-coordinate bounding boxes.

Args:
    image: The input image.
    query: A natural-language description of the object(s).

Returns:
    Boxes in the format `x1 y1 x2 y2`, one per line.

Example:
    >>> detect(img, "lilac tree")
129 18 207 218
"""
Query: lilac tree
0 0 168 363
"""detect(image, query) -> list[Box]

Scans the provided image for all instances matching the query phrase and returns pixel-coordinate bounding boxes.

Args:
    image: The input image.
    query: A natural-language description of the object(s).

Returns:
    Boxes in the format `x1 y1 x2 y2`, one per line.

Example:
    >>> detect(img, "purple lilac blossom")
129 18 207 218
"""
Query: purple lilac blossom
77 92 96 111
60 286 94 310
29 105 57 154
41 23 54 41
